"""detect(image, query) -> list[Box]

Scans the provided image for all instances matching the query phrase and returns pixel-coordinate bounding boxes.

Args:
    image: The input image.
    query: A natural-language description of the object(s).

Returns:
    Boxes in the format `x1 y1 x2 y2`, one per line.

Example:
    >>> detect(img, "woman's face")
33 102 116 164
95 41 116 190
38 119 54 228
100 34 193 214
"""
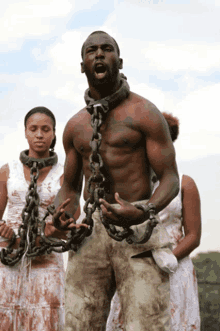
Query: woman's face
25 113 55 158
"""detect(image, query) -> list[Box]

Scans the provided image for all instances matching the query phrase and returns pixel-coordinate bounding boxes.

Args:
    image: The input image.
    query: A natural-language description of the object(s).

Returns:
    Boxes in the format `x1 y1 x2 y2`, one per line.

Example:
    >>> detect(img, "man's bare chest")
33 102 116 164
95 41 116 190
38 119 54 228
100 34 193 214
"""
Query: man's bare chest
74 117 143 156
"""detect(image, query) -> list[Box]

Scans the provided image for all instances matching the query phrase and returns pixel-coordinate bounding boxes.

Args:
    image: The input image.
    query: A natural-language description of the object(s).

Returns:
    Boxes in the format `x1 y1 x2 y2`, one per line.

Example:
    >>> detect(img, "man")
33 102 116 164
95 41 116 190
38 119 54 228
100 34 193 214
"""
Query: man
53 31 179 330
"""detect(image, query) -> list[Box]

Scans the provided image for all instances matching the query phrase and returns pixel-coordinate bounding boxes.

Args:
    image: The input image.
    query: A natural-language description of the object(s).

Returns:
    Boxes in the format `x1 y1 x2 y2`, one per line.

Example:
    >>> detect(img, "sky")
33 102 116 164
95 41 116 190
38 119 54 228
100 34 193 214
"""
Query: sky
0 0 220 257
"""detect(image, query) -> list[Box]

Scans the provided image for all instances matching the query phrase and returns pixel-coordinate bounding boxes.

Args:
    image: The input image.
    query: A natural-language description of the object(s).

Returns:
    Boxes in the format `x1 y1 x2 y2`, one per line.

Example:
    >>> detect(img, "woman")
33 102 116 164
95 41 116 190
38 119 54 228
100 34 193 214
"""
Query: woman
107 112 201 331
0 106 79 330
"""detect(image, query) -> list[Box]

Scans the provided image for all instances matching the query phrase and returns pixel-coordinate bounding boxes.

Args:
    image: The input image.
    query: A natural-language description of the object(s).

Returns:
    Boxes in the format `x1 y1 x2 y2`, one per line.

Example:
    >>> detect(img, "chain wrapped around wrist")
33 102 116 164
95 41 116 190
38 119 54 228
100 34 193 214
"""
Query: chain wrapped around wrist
134 203 156 223
126 203 159 245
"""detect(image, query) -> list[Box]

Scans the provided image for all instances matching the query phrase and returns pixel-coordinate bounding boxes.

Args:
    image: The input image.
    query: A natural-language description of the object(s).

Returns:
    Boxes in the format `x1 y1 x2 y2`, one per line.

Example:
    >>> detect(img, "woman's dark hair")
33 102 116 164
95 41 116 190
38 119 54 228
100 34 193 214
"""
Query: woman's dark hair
162 112 179 142
24 106 56 151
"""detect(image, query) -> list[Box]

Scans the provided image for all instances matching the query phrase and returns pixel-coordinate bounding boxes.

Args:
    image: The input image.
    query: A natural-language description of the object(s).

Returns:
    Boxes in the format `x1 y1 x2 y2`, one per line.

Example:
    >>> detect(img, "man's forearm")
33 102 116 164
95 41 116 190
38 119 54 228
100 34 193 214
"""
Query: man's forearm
54 183 80 216
148 172 179 214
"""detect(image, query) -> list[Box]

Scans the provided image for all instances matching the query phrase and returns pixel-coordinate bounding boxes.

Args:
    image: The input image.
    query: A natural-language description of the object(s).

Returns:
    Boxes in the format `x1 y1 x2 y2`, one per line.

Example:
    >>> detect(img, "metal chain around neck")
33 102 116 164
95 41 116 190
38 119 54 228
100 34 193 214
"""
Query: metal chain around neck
82 94 159 244
1 159 87 266
80 103 134 242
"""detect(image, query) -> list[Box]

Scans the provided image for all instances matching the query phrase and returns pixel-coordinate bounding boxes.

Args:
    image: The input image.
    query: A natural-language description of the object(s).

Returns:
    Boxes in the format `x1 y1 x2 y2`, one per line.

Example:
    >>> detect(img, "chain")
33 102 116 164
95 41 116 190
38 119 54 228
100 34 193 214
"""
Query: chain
82 104 137 242
82 103 159 244
1 102 159 266
0 161 87 266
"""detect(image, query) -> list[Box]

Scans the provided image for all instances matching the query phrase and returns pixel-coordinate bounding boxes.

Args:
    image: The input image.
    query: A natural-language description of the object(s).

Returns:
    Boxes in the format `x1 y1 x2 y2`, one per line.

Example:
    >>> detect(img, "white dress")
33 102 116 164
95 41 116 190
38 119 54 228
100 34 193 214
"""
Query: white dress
107 174 200 331
0 160 65 331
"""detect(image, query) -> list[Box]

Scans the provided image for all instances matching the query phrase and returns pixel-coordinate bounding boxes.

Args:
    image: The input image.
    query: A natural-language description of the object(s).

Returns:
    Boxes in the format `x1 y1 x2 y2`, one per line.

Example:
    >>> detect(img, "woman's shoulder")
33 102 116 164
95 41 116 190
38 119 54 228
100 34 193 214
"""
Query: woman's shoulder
181 174 199 193
0 163 9 182
181 174 200 204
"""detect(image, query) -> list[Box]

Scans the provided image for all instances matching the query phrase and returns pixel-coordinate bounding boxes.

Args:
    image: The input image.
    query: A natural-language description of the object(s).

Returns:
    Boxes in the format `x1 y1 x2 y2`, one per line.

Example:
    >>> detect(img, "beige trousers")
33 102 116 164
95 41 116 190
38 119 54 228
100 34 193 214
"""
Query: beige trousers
65 202 170 331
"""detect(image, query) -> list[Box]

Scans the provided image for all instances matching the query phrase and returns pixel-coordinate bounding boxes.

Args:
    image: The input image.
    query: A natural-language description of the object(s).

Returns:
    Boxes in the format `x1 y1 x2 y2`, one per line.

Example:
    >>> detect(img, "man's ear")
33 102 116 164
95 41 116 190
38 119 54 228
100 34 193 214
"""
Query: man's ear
119 58 123 70
81 62 85 73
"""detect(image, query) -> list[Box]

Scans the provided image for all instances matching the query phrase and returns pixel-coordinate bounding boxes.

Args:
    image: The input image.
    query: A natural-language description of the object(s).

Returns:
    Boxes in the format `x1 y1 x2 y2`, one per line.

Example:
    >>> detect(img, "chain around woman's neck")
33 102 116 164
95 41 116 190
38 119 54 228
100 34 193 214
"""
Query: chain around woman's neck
20 149 58 169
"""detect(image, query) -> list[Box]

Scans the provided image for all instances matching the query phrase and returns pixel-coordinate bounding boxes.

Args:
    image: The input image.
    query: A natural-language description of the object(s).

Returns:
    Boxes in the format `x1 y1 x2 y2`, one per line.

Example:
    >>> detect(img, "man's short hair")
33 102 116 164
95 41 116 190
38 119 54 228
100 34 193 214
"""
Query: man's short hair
81 31 120 59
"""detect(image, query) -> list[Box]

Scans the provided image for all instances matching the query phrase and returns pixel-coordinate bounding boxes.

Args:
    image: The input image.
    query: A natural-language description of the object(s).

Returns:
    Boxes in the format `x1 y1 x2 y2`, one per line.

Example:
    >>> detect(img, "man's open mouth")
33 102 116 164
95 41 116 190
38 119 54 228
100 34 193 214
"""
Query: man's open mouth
95 63 107 77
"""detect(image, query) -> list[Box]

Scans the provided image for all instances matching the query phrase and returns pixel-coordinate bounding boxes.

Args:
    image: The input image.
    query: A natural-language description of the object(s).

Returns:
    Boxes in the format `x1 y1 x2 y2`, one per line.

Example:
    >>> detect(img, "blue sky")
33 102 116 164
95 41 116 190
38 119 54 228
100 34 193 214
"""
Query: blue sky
0 0 220 255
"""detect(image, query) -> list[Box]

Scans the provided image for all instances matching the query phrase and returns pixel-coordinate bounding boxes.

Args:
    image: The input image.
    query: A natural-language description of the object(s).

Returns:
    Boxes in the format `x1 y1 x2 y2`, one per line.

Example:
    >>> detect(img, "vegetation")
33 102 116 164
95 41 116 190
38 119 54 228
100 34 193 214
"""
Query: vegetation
192 252 220 330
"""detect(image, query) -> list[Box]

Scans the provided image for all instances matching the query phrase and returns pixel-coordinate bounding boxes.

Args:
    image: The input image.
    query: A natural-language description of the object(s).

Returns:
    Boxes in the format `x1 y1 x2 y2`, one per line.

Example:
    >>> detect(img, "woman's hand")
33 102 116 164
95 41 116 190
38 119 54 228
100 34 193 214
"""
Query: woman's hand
0 221 15 240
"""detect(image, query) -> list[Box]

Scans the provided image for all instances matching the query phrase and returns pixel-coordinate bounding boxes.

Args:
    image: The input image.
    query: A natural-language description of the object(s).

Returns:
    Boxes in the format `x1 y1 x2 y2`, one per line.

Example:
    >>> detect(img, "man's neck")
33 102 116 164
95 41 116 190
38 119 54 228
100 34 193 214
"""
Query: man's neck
88 77 121 100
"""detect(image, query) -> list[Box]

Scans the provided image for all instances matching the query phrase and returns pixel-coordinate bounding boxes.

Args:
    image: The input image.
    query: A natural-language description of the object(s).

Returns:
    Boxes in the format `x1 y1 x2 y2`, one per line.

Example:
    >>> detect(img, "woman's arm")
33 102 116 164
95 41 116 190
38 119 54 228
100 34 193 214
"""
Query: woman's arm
0 164 15 241
0 164 9 220
172 175 201 260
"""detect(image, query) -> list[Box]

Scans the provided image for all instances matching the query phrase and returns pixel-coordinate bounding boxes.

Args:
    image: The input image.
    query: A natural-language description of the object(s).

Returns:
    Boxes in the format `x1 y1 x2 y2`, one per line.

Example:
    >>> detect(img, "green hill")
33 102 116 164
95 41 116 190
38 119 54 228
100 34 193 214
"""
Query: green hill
193 252 220 330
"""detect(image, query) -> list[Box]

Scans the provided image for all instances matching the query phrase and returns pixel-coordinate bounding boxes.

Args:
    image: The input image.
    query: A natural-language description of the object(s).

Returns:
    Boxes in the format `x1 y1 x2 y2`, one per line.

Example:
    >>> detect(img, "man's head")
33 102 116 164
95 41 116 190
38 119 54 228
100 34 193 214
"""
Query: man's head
81 31 123 89
81 31 120 59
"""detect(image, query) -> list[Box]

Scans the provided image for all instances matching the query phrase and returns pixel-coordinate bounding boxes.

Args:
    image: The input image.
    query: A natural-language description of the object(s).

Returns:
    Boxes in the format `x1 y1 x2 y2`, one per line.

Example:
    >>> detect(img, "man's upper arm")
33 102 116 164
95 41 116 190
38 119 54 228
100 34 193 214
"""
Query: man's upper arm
141 104 178 180
62 119 83 193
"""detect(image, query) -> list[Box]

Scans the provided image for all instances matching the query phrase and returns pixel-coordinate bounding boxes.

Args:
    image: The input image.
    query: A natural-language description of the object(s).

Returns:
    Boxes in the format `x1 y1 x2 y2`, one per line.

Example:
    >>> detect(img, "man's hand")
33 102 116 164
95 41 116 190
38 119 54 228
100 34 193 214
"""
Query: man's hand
51 198 88 231
99 193 144 227
0 221 15 240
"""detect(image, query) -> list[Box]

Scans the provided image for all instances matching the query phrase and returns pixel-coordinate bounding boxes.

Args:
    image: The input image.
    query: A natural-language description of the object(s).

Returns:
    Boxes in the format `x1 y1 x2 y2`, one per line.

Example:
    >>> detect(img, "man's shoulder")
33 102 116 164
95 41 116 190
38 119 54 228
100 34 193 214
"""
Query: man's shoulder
127 92 158 111
125 91 161 117
66 107 88 127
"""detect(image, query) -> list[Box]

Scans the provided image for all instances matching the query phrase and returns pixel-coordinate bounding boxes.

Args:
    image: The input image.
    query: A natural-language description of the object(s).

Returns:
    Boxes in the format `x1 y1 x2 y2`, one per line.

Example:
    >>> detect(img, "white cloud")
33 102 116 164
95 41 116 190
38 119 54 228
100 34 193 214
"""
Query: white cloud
174 83 220 160
49 30 83 75
142 43 220 72
0 0 74 50
130 81 166 110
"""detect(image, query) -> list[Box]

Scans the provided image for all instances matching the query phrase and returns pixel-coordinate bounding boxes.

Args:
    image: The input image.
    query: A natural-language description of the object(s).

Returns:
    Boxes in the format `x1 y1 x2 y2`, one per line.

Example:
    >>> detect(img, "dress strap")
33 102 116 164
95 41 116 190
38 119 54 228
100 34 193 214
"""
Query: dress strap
8 160 24 181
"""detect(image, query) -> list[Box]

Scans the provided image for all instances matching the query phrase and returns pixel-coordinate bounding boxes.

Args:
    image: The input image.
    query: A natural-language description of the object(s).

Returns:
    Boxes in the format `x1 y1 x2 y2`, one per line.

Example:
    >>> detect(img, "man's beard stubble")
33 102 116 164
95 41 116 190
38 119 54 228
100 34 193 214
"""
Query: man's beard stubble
85 64 120 92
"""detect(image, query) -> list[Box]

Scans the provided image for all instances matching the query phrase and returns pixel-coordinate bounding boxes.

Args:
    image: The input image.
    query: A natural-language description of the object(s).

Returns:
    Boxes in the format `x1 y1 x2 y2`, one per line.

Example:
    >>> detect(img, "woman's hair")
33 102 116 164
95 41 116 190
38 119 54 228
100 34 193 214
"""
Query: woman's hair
162 112 179 142
24 106 56 151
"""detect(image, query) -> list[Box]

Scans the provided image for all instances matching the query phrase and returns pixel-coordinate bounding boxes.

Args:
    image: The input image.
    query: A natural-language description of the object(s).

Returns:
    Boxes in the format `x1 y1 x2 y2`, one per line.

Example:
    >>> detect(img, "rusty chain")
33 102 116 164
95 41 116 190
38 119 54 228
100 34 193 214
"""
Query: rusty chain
1 100 159 266
0 160 87 266
82 103 159 243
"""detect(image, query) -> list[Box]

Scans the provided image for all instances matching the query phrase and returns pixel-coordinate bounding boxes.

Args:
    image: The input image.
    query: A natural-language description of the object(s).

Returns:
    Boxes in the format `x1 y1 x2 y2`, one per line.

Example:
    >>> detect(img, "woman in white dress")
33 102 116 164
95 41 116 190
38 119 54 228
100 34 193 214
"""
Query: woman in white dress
0 106 79 331
107 112 201 331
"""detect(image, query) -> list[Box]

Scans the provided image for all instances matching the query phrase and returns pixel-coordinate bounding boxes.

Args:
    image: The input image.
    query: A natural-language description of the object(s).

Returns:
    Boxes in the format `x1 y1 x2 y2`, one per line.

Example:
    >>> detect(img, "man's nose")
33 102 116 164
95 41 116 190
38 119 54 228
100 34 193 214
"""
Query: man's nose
95 47 104 58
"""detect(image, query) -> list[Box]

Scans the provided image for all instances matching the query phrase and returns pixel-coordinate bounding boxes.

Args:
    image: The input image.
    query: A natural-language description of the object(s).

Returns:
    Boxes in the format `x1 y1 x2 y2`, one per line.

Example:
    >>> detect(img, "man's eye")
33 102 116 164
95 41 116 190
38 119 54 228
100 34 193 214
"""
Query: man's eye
87 49 94 53
105 47 112 52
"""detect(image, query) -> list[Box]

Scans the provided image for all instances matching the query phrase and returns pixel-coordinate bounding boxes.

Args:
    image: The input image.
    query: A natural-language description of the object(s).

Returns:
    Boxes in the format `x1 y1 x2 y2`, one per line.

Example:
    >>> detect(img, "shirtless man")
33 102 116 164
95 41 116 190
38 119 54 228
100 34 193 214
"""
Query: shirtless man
53 31 179 331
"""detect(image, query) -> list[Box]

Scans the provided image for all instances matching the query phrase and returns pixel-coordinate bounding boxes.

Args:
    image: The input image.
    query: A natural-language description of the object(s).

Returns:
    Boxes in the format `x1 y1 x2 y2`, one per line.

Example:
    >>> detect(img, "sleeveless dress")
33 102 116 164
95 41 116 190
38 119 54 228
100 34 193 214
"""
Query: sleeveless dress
0 160 65 331
107 174 200 331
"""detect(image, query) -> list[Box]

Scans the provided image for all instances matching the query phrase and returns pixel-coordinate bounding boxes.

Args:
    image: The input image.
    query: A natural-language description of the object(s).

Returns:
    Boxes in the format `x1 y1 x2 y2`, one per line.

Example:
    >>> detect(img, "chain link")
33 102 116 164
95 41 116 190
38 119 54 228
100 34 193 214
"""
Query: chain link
0 160 87 266
82 103 159 244
82 104 136 242
1 102 159 266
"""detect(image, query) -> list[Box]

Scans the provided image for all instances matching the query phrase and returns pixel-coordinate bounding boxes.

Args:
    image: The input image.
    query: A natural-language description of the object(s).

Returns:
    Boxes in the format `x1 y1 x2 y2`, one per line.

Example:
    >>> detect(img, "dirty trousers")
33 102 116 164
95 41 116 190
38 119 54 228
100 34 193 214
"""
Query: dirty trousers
65 202 170 331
